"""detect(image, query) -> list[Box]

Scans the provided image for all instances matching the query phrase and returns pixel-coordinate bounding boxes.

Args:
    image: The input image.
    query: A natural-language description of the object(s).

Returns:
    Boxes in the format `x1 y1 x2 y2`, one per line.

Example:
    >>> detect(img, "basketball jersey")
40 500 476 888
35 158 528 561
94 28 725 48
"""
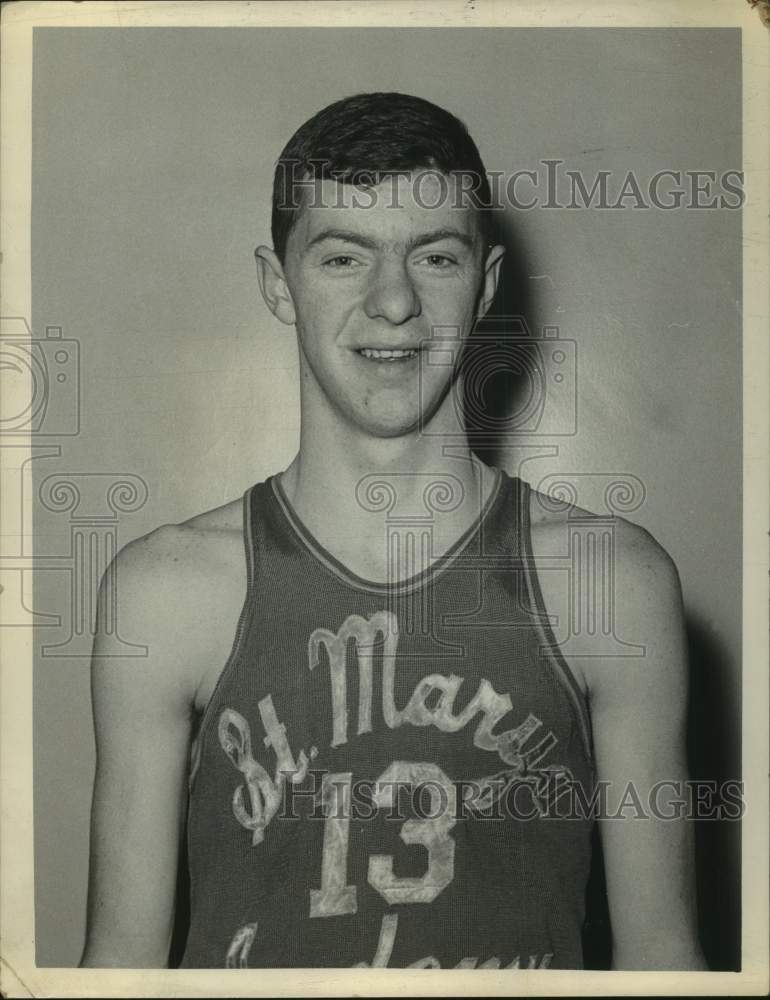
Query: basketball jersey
179 468 595 969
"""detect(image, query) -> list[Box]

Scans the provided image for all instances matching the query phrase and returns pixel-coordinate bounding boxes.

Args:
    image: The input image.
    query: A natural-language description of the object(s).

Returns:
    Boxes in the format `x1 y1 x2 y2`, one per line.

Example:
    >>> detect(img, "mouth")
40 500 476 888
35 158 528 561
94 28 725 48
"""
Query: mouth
356 347 420 362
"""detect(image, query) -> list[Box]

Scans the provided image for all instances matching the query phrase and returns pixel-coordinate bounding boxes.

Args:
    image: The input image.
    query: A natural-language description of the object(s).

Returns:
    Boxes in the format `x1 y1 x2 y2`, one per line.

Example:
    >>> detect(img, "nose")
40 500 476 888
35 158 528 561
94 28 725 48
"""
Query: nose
363 259 422 326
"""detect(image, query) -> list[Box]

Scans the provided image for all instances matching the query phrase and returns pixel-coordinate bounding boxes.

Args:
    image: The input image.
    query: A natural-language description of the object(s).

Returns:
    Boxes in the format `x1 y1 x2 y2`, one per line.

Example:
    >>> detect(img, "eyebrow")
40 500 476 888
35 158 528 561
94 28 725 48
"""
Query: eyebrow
305 227 476 252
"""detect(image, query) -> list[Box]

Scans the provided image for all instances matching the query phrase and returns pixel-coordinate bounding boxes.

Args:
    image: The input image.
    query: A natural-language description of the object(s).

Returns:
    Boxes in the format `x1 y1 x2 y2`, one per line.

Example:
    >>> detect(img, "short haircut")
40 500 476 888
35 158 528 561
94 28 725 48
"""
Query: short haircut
271 92 493 262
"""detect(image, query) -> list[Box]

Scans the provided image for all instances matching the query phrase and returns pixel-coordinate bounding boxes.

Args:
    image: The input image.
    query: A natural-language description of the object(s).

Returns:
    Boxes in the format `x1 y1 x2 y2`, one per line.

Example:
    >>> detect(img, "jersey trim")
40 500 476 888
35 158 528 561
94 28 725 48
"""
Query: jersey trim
187 484 256 792
519 479 595 766
269 467 504 597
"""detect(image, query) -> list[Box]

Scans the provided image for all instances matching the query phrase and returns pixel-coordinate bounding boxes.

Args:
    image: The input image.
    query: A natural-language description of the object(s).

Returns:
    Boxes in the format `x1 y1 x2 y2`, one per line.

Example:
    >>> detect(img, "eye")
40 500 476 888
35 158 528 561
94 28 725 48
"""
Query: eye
420 253 456 269
323 255 359 268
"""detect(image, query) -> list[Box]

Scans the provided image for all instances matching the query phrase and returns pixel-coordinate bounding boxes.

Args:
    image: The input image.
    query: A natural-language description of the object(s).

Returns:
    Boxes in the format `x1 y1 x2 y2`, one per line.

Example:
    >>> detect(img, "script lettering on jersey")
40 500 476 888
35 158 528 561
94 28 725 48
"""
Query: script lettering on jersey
225 914 554 969
219 609 570 843
309 610 562 776
219 696 311 846
225 921 258 968
353 913 554 969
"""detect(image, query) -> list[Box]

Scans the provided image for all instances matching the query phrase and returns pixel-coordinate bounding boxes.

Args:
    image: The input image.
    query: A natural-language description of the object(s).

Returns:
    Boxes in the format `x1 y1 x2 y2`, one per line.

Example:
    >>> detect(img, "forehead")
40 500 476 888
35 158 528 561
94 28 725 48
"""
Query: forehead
288 172 482 250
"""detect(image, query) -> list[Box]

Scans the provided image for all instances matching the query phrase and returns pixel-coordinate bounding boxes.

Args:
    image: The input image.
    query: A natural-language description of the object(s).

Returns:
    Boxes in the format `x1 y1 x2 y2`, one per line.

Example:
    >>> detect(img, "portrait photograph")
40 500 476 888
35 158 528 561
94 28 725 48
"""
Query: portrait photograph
0 1 767 997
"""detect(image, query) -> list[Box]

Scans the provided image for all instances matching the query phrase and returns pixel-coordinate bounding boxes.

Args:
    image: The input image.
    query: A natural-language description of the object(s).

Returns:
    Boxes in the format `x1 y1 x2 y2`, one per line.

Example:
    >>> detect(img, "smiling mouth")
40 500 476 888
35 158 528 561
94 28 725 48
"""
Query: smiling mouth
357 348 419 361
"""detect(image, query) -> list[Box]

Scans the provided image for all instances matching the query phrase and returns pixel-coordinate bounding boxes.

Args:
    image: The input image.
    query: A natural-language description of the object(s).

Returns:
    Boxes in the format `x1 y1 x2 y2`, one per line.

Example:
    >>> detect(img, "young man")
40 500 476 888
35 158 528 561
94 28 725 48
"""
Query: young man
80 93 706 970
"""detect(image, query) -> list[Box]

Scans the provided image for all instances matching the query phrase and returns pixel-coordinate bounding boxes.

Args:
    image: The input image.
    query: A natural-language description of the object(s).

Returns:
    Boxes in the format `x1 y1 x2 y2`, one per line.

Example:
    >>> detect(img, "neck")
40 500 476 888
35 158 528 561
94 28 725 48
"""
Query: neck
283 380 490 510
277 385 498 583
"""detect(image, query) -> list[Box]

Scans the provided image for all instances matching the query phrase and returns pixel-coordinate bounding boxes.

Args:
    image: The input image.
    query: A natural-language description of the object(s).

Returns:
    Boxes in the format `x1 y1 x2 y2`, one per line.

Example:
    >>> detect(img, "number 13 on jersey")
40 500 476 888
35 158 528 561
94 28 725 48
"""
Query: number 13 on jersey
310 761 458 917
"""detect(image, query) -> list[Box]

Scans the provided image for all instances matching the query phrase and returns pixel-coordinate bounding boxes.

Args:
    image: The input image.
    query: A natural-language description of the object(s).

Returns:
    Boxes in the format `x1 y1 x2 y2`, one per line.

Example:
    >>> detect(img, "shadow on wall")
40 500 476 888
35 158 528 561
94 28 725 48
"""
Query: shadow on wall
686 612 742 971
463 210 539 470
168 217 741 973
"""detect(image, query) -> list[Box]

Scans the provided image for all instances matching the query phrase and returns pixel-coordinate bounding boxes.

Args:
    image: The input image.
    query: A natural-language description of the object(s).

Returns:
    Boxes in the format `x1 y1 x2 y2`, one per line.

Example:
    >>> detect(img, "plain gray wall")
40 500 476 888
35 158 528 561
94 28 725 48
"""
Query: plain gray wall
31 27 741 967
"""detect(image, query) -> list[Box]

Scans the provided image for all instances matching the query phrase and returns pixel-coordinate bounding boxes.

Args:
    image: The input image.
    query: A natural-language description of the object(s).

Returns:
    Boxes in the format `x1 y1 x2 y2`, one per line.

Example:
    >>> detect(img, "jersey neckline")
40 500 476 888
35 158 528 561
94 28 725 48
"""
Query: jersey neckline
268 466 507 596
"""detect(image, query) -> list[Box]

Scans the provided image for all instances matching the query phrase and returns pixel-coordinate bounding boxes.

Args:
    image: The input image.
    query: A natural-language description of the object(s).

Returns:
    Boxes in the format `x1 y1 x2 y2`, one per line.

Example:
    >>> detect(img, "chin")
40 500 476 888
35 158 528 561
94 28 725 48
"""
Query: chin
360 414 422 440
345 403 422 440
339 387 450 440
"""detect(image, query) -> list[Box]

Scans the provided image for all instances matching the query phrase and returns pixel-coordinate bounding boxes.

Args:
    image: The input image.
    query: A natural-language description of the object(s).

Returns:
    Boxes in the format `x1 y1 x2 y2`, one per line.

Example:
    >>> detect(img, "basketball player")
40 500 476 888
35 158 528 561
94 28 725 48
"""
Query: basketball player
80 93 707 970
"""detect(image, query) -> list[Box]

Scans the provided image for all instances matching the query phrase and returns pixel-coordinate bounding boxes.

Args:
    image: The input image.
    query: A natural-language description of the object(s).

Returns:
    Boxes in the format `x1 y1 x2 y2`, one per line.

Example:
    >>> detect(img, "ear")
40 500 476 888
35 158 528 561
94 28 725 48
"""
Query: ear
476 244 505 320
254 246 296 326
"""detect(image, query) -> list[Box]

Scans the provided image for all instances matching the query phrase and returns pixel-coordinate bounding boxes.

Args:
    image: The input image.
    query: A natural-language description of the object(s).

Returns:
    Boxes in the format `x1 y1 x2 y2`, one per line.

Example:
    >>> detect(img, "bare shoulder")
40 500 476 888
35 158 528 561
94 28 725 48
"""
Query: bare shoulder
113 495 246 613
527 483 681 591
121 493 243 562
526 485 685 700
99 493 250 713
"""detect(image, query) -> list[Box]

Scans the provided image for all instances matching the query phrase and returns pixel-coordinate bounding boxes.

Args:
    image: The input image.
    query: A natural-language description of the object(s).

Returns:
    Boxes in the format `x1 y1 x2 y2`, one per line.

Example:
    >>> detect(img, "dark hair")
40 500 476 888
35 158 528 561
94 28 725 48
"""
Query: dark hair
271 92 493 262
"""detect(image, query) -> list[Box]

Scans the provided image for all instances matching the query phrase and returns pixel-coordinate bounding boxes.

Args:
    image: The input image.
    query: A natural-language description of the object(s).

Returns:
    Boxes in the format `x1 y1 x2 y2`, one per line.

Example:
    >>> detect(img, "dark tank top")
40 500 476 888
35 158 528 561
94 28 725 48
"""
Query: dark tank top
180 468 595 969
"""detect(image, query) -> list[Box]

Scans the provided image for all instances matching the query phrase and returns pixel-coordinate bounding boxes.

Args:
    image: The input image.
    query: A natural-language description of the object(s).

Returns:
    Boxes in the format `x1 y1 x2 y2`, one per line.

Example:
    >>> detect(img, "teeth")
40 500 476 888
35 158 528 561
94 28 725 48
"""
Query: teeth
359 348 418 360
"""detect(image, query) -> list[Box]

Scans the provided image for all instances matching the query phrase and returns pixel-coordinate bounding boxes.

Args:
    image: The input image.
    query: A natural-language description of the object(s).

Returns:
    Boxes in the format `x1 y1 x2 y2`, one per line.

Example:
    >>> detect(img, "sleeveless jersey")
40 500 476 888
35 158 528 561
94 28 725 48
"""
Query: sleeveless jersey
180 468 595 969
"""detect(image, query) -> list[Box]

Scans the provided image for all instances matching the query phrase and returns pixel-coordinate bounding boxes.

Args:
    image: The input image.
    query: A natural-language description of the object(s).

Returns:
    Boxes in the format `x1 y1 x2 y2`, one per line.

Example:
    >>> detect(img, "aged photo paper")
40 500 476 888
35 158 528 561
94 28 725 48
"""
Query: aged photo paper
1 0 768 996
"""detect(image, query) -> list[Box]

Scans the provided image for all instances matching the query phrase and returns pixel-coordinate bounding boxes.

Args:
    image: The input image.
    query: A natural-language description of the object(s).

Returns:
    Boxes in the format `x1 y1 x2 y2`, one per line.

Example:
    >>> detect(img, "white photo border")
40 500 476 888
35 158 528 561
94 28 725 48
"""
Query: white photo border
1 1 767 996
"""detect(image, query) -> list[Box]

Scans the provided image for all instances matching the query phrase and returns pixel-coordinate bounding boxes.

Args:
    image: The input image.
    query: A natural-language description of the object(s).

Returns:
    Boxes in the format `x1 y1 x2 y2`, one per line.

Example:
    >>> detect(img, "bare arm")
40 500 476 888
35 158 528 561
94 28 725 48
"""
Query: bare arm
80 528 197 968
585 522 707 970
